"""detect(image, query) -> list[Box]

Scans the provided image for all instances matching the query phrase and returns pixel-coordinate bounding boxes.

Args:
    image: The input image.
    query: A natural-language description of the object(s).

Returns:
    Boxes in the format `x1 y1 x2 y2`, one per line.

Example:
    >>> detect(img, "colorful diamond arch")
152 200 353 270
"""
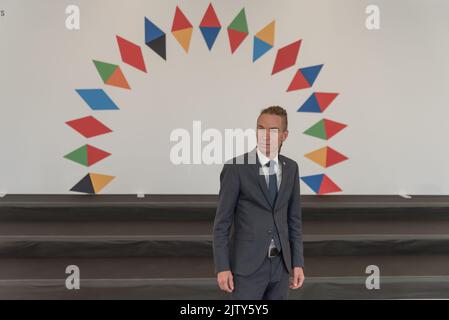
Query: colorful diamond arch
66 3 346 194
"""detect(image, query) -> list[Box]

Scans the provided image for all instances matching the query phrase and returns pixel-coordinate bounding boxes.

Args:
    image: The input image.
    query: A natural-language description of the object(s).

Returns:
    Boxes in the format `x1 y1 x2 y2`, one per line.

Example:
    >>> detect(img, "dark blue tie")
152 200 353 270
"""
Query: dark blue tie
266 160 281 251
266 160 278 207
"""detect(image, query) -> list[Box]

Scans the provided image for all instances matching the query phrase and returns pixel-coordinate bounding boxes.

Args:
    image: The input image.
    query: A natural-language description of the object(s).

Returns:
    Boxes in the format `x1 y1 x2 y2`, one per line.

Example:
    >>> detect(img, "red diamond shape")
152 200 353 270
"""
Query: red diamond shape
272 40 302 75
66 116 112 138
116 35 147 73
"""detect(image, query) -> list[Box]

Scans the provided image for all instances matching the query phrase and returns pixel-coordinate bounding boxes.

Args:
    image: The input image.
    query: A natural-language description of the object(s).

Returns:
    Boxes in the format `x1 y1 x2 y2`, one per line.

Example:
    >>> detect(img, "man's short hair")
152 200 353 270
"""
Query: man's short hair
258 105 288 131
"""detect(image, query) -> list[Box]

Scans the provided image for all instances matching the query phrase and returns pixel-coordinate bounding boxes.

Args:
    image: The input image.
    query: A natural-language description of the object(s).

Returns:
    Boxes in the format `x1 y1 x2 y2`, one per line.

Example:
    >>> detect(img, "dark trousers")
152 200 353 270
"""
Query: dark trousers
230 254 290 300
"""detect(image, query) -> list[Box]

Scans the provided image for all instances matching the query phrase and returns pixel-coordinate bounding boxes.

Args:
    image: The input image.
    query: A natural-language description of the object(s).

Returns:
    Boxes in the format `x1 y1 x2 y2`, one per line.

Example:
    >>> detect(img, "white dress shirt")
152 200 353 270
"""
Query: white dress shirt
256 147 282 190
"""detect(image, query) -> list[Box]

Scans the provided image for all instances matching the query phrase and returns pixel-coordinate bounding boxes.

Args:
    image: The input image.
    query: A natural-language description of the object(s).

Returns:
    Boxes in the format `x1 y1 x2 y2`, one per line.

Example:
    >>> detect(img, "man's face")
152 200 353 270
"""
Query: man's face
256 114 288 158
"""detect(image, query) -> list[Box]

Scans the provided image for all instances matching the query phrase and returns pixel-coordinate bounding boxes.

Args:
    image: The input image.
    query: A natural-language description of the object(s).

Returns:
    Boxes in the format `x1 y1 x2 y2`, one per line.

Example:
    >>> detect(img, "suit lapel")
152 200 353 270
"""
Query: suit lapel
274 156 288 211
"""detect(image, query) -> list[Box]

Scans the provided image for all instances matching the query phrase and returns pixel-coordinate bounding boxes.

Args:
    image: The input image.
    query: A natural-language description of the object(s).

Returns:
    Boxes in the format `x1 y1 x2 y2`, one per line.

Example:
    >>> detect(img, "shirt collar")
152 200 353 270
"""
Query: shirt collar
256 147 279 167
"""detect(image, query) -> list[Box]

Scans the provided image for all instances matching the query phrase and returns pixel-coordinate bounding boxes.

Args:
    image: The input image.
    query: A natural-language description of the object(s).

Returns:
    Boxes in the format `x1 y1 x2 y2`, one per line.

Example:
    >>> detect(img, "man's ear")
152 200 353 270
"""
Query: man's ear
283 129 289 141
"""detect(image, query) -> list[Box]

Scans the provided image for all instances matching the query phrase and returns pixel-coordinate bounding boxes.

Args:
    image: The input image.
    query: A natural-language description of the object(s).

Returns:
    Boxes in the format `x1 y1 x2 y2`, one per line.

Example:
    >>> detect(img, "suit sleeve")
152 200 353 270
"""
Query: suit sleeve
213 163 240 273
288 162 305 268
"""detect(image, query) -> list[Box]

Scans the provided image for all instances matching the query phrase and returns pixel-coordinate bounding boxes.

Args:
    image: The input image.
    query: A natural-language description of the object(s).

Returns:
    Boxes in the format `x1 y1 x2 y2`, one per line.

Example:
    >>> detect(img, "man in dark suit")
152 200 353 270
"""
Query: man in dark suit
213 106 305 300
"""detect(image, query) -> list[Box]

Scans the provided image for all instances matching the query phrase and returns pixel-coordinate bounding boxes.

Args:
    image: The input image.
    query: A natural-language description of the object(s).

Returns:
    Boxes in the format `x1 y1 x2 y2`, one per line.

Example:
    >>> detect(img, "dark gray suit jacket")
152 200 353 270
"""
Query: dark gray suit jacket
213 147 304 276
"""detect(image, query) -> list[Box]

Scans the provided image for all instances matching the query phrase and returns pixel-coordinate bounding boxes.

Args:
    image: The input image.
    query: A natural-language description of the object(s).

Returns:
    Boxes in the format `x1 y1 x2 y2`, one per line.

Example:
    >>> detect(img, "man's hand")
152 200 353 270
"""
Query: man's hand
217 270 234 293
289 267 305 289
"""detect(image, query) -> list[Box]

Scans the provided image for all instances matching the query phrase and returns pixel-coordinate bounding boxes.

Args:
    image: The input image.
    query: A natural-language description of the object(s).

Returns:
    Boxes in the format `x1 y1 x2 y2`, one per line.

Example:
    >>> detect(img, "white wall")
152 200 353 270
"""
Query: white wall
0 0 448 194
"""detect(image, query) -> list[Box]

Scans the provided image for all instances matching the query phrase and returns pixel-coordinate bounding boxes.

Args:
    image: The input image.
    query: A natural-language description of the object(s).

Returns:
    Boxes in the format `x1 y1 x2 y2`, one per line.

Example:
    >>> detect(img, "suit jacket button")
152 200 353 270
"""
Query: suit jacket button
268 230 272 234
